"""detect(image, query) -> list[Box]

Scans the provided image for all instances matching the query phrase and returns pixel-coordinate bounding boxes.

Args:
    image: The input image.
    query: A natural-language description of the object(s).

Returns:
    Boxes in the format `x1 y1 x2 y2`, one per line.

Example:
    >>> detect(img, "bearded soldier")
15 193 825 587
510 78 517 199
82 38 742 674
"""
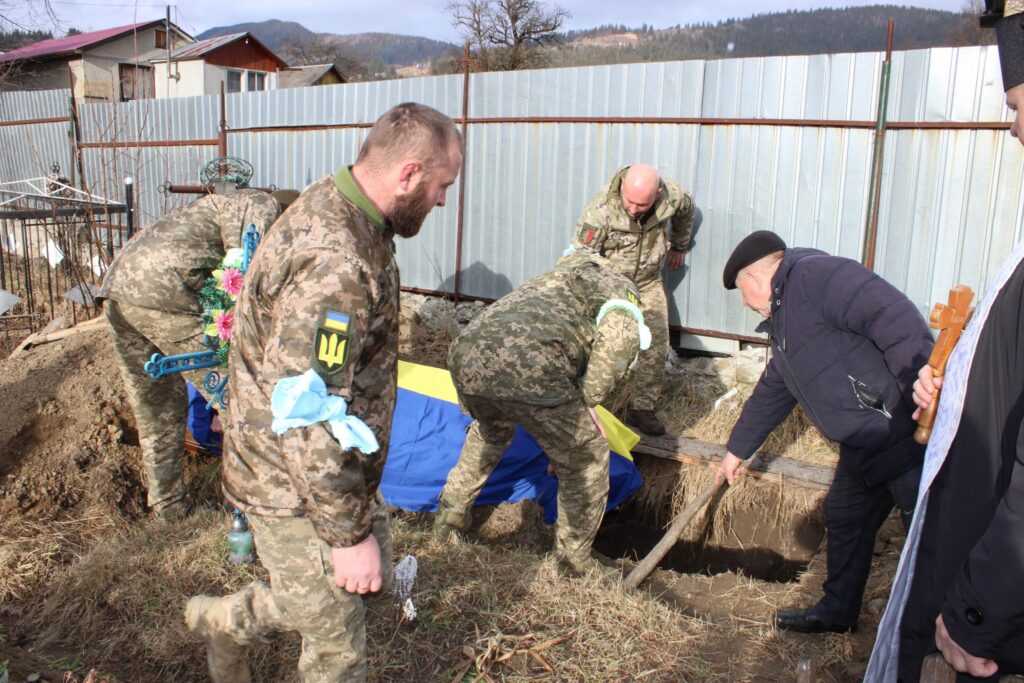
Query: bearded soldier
185 102 463 683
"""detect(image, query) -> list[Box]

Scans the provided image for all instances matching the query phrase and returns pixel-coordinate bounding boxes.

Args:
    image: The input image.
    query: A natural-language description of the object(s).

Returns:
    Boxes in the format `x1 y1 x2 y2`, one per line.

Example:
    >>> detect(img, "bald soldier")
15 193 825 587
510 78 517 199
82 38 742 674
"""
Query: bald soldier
434 251 649 575
184 103 463 683
570 164 695 436
97 189 284 521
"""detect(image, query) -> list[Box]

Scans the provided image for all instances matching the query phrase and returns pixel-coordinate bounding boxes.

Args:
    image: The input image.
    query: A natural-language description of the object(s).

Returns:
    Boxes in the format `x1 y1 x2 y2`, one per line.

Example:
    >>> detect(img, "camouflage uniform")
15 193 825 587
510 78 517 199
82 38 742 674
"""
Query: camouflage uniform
570 166 695 412
202 167 400 682
97 190 281 518
437 253 643 570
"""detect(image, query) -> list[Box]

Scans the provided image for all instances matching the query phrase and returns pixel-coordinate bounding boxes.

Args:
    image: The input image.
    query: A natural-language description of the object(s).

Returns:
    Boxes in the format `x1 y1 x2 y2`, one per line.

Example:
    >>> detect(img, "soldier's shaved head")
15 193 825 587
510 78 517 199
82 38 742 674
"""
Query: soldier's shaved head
620 164 662 219
356 102 463 175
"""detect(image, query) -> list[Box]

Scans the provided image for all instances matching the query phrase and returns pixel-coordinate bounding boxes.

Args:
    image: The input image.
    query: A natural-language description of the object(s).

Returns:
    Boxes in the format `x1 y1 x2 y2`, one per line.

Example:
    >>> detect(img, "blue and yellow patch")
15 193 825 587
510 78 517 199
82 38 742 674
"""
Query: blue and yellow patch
323 311 349 332
312 306 352 376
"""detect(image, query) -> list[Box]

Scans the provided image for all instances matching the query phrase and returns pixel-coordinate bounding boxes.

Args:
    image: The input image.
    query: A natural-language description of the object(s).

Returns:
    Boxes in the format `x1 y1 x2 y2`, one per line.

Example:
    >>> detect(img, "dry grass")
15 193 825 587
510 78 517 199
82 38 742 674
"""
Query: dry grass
5 506 870 682
658 360 839 467
631 457 826 547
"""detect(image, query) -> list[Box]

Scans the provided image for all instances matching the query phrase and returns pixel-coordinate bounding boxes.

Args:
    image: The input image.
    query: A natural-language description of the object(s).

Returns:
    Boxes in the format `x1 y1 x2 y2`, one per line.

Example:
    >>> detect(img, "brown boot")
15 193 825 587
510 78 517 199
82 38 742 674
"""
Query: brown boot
184 596 252 683
627 409 665 436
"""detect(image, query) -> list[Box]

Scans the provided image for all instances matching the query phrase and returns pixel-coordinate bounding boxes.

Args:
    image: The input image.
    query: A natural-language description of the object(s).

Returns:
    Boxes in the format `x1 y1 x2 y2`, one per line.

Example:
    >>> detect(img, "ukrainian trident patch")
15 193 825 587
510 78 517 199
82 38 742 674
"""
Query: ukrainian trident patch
312 307 351 376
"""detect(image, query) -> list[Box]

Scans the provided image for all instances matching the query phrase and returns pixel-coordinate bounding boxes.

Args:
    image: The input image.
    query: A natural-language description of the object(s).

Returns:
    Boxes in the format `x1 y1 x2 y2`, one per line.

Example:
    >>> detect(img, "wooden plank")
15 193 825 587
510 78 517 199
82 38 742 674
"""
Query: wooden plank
919 654 957 683
633 434 835 491
9 316 103 358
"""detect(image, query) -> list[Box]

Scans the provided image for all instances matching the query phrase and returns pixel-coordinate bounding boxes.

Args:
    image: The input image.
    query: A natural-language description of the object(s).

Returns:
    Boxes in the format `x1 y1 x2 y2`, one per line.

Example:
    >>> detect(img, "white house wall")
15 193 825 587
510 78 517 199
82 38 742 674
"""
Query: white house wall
154 60 208 99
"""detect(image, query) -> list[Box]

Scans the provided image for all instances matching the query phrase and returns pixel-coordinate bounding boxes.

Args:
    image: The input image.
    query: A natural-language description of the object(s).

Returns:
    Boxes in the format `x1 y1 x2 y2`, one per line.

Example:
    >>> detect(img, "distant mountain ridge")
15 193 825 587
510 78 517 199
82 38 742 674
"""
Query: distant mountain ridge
196 20 457 66
197 5 982 71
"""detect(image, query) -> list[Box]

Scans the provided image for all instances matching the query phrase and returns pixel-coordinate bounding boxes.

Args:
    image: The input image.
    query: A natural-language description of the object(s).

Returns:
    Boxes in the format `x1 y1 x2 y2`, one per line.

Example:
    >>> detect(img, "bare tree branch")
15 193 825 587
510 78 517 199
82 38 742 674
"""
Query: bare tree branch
447 0 569 71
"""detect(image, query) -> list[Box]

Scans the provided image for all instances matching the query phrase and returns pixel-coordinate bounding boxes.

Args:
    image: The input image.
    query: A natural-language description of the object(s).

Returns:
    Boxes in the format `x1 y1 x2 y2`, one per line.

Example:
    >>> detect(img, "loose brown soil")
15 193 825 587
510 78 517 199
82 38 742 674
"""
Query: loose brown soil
0 318 902 682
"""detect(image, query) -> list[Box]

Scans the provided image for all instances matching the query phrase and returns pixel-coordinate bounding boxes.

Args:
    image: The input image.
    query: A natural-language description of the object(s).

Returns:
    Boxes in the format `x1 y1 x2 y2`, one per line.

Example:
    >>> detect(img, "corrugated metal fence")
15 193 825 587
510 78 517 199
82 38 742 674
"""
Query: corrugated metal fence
1 44 1020 345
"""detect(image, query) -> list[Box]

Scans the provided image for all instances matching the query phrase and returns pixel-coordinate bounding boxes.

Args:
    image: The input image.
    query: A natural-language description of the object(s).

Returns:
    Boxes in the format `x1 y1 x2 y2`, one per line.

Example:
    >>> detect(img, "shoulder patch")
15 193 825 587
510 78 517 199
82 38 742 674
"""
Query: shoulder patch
625 286 640 307
312 306 352 376
584 228 595 244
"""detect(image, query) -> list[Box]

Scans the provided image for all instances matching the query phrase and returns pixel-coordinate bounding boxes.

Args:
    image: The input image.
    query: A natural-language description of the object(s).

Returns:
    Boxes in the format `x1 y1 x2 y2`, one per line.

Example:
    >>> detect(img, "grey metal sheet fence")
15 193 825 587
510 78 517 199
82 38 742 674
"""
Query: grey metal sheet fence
0 88 70 120
226 74 463 129
0 89 73 183
0 45 1021 344
79 93 219 143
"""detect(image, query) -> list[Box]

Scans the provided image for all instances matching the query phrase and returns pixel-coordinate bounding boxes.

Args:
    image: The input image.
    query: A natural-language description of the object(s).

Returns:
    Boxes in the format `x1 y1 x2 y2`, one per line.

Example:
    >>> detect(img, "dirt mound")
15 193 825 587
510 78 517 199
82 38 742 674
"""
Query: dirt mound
0 325 146 521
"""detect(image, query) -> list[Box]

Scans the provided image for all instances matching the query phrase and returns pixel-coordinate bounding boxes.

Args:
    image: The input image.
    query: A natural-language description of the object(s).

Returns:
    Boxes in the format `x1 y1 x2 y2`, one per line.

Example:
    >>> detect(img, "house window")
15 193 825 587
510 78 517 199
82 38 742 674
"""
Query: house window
119 63 154 101
226 70 242 93
247 71 266 92
155 29 167 49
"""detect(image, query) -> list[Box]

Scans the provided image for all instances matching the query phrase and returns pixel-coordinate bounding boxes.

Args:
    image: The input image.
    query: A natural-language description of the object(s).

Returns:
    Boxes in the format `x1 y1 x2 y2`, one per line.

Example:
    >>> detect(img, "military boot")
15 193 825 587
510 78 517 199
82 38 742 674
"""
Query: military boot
432 496 472 540
555 552 609 578
154 497 190 524
626 409 666 437
184 595 252 683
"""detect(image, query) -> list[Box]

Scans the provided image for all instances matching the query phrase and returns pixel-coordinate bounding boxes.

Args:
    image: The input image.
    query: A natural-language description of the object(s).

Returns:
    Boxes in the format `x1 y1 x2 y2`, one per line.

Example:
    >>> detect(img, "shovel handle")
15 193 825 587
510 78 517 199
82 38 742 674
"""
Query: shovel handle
623 478 725 590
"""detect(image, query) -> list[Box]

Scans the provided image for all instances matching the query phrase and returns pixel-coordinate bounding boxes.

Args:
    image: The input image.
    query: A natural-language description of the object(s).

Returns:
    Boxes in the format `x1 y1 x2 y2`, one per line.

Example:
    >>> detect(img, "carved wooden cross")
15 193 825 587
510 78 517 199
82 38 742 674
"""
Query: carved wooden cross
915 285 974 444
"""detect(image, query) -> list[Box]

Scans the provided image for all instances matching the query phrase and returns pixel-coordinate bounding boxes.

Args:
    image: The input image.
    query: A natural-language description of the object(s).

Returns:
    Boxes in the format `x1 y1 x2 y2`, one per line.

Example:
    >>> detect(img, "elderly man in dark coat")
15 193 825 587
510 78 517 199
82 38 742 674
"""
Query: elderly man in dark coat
716 231 933 635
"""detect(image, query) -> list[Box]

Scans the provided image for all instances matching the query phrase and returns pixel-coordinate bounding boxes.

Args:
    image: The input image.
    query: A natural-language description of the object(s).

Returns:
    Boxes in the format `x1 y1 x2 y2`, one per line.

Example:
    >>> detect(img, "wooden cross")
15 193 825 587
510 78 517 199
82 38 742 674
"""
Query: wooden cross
915 285 974 444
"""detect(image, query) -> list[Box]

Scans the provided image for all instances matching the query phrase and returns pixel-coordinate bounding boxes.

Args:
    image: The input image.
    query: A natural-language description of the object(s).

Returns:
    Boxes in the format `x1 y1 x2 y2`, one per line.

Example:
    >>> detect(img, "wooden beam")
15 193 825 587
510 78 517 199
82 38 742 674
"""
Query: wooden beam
919 654 957 683
633 434 835 491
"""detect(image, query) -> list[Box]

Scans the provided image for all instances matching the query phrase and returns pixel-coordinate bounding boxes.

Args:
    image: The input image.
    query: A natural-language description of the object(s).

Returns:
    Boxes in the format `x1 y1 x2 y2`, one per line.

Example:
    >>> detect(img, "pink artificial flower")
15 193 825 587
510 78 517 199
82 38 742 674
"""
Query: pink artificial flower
214 310 234 340
220 267 244 297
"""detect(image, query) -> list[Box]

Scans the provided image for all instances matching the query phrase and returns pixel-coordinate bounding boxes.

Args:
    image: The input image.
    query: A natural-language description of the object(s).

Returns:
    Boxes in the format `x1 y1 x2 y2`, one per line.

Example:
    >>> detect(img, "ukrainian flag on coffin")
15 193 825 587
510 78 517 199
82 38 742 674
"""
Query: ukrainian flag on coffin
381 361 644 524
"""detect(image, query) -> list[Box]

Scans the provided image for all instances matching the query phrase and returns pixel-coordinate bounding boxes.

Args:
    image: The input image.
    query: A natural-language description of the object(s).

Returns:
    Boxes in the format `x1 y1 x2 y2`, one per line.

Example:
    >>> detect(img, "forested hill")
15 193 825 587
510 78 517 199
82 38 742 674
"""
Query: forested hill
196 20 456 66
552 6 984 68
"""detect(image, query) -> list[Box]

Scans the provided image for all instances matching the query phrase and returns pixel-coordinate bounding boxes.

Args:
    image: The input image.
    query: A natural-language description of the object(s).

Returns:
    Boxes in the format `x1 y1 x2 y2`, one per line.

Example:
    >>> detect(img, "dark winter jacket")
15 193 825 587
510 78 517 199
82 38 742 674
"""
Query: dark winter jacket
726 248 933 486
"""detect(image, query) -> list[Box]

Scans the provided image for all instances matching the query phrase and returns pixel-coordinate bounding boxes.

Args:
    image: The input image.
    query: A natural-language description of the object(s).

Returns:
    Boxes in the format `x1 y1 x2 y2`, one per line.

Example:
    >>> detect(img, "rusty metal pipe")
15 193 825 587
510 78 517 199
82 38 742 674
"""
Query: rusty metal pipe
161 184 275 195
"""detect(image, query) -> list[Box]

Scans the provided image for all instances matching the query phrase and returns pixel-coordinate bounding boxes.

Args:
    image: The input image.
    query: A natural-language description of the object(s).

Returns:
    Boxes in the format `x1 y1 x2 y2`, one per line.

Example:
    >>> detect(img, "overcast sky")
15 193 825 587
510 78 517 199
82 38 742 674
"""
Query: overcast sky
22 0 968 43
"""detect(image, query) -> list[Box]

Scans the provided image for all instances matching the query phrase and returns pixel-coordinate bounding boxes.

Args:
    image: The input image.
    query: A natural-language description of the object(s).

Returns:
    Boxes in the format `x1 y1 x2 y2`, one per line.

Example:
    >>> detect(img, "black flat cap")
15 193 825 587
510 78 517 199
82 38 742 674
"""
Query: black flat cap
723 230 787 290
996 12 1024 91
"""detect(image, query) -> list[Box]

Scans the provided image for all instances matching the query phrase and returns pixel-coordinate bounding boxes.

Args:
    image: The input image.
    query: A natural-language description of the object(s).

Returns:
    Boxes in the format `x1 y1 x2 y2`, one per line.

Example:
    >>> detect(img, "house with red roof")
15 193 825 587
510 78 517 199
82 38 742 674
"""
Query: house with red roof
0 19 193 102
150 32 290 98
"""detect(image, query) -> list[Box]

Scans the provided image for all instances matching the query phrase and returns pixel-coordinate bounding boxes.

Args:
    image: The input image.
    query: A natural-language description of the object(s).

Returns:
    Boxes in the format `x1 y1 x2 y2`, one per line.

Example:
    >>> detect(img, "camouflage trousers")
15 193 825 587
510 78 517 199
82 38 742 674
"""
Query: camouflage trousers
629 279 669 411
104 300 211 516
206 501 393 682
439 393 610 565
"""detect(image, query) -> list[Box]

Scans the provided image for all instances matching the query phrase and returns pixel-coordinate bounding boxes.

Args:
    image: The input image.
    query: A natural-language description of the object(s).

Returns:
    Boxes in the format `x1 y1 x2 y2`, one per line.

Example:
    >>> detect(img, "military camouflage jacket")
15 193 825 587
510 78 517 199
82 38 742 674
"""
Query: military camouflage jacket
570 165 695 286
98 190 280 315
222 168 400 549
449 252 642 407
